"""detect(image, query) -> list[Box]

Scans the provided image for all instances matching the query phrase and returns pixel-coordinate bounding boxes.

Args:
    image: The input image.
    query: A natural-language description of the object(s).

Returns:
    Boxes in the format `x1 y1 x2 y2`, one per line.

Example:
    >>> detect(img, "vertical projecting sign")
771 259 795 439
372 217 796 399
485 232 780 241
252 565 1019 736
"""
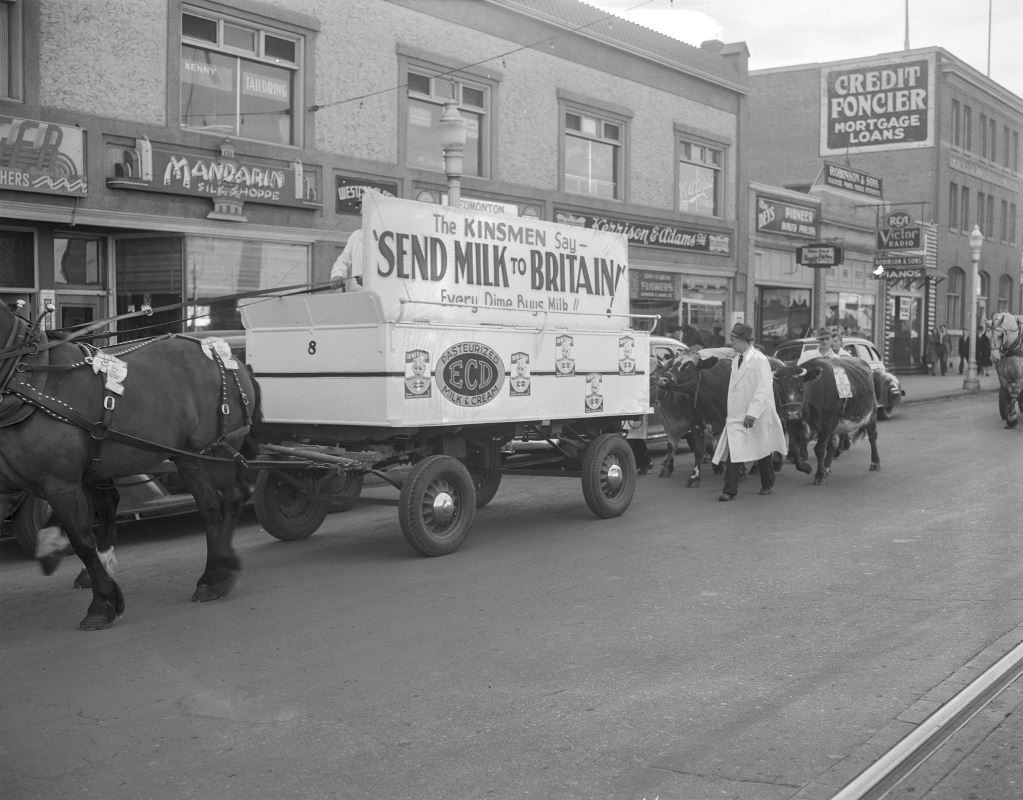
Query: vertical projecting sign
820 54 935 156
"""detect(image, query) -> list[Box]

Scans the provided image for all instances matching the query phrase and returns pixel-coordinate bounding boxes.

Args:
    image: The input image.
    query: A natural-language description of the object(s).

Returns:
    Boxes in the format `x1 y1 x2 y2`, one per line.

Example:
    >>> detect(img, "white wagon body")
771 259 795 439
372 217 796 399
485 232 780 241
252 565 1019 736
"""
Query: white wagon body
243 193 650 429
241 193 652 555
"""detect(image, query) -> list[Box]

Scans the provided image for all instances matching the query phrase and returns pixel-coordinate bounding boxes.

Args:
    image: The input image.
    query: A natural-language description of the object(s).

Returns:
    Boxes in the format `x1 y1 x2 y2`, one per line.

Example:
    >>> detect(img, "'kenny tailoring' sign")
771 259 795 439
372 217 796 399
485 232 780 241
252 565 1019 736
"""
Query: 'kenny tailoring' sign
820 55 935 156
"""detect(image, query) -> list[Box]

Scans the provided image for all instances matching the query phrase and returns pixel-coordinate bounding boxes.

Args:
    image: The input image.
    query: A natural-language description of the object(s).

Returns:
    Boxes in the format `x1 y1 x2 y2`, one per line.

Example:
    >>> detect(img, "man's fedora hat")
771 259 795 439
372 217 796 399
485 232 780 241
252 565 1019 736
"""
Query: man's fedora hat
728 322 753 342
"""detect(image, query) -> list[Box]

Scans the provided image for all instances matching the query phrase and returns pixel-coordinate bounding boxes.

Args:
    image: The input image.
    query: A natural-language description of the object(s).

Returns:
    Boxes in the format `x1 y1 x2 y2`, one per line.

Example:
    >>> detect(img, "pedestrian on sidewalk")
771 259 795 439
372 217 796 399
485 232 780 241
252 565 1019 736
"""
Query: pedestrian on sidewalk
938 325 952 375
958 332 969 375
978 326 993 376
712 322 786 502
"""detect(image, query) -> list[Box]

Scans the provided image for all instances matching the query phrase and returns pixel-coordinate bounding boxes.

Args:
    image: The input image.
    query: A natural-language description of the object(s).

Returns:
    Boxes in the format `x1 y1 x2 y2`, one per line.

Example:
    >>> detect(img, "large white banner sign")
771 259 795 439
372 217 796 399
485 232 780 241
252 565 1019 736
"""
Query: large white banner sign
360 192 631 329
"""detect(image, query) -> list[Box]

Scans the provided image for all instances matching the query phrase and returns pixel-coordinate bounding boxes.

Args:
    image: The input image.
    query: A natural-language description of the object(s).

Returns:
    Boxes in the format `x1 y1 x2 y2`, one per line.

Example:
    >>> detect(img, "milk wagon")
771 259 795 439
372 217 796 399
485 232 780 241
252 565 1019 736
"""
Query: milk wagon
243 192 652 556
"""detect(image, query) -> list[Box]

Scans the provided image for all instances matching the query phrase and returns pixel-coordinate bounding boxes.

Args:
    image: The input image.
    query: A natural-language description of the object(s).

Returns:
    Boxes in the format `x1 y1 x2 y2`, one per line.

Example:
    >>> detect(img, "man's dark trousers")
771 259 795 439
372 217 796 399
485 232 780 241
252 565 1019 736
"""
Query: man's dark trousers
722 454 775 496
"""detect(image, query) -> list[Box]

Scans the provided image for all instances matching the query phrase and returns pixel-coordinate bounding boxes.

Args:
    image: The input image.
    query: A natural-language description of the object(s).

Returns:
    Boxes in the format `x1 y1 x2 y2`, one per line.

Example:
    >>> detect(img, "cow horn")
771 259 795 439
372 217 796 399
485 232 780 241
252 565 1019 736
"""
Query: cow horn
796 368 807 377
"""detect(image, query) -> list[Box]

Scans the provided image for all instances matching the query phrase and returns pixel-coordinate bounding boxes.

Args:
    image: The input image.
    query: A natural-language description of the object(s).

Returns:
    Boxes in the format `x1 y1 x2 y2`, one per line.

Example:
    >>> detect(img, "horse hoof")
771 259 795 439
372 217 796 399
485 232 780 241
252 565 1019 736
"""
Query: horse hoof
796 463 812 474
192 585 225 603
869 463 881 472
686 477 701 488
38 554 64 576
79 613 117 631
1007 420 1018 429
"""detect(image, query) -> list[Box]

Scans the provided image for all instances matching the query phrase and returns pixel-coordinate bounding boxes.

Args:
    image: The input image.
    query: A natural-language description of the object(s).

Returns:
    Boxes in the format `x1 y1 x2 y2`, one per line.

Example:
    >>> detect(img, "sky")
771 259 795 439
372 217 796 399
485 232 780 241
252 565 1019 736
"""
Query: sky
582 0 1023 99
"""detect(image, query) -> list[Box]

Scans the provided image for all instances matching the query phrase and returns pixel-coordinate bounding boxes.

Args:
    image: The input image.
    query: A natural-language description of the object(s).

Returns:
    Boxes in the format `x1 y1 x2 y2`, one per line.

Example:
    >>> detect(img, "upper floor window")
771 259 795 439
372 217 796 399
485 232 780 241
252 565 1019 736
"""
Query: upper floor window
951 100 960 147
1014 131 1020 172
404 66 489 178
677 137 722 217
563 108 624 200
945 266 964 328
963 106 972 151
948 182 958 229
989 118 997 161
980 114 988 157
1003 125 1011 167
1001 199 1009 242
1010 203 1018 244
998 274 1013 313
960 185 970 231
180 7 301 145
0 0 22 100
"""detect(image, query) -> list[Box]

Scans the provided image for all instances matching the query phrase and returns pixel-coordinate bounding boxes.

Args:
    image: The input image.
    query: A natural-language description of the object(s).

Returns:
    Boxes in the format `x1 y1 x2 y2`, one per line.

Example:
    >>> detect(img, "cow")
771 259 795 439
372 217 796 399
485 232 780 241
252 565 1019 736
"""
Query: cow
988 312 1023 428
649 351 730 487
651 351 794 486
772 356 880 485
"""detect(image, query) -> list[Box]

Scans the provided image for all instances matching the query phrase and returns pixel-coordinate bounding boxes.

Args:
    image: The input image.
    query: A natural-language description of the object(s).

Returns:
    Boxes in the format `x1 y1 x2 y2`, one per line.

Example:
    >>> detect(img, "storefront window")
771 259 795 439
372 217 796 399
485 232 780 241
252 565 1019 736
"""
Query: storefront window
887 294 922 366
185 237 309 329
824 292 875 339
55 237 102 286
0 230 34 288
115 236 184 338
757 287 811 353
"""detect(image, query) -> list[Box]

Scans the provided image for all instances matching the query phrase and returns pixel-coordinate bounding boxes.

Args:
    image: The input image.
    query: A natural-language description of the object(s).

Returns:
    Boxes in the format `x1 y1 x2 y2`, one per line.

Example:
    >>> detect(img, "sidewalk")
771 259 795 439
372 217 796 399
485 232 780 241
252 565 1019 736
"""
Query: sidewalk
896 369 999 405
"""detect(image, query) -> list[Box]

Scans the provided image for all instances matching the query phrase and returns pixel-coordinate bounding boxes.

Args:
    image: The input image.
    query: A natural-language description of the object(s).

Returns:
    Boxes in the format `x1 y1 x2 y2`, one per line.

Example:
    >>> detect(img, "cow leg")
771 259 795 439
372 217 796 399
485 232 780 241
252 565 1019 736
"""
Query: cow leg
658 434 677 478
866 420 881 472
813 434 832 485
685 430 702 487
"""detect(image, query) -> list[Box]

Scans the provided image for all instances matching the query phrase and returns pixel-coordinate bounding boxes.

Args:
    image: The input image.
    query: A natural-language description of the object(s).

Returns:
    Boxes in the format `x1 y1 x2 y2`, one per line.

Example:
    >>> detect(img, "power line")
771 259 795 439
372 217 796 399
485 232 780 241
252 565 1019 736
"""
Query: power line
308 0 657 113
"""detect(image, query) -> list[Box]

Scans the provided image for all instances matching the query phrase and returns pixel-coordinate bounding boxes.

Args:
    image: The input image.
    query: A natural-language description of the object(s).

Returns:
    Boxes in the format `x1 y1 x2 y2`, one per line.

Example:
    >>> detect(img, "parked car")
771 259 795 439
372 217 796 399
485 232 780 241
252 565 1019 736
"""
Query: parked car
624 336 689 447
1 329 247 557
772 336 905 419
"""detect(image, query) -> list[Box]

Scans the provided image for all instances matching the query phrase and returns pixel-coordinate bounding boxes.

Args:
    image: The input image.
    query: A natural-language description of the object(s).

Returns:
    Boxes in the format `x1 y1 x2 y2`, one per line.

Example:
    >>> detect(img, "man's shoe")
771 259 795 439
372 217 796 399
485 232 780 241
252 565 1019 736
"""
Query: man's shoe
759 487 772 496
718 493 734 502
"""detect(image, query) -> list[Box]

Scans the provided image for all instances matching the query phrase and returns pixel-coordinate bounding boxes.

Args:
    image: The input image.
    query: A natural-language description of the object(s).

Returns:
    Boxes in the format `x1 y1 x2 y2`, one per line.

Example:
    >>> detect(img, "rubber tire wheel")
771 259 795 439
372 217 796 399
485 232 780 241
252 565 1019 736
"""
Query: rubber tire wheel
471 469 502 508
253 470 327 541
399 455 476 557
11 495 53 556
999 386 1010 420
326 471 365 512
876 403 895 421
581 433 637 519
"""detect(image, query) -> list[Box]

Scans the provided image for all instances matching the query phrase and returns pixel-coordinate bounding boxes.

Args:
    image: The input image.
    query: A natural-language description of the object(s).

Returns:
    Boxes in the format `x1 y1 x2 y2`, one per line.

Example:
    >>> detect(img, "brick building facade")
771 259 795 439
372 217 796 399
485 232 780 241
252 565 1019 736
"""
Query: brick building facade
748 47 1023 370
0 0 751 345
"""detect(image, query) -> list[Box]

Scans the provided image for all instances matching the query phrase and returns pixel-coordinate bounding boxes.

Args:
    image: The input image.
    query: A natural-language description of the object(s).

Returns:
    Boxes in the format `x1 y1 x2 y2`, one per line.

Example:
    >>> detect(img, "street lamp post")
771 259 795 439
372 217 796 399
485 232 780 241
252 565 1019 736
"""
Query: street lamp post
962 223 983 391
438 100 467 208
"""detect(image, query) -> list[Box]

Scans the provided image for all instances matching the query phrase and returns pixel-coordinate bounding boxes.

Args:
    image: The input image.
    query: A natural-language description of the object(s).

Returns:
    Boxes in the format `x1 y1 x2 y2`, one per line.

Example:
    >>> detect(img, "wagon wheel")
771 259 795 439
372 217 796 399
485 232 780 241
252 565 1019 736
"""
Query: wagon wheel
580 433 637 519
998 386 1010 420
399 455 476 556
876 402 895 421
325 471 365 512
470 468 502 508
253 469 328 541
11 495 53 556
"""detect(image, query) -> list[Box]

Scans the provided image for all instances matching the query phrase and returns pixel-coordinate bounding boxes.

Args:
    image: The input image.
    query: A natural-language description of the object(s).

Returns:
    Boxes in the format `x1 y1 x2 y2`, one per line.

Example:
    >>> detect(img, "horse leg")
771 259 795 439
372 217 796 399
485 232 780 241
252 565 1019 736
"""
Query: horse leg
73 486 120 590
45 484 124 630
175 457 242 603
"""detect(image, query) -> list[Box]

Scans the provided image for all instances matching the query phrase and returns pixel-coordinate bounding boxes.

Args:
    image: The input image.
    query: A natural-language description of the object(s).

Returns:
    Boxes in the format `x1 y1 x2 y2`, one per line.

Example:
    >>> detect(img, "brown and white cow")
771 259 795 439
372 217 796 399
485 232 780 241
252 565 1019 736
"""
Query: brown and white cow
772 356 880 485
651 351 792 486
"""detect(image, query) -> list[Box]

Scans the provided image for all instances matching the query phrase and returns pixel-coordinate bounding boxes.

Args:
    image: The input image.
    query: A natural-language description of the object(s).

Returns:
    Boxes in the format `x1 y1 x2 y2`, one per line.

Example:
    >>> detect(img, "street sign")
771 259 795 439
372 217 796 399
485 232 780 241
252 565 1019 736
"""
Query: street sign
796 244 843 267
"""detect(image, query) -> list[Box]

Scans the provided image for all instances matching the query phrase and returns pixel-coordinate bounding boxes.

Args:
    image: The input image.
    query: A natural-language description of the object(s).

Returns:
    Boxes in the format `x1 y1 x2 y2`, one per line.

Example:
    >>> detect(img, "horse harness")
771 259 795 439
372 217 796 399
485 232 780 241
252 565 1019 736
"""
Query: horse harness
0 317 253 476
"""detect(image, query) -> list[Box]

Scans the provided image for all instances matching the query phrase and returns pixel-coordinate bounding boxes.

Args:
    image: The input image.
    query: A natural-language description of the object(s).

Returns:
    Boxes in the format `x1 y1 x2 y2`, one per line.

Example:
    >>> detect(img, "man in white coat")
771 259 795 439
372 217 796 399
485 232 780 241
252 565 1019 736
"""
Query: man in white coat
712 322 787 501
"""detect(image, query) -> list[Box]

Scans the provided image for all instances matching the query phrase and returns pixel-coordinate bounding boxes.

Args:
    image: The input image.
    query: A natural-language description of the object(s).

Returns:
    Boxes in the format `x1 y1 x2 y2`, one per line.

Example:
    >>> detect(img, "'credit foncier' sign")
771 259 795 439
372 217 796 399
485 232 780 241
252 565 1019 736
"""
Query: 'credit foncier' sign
820 55 934 156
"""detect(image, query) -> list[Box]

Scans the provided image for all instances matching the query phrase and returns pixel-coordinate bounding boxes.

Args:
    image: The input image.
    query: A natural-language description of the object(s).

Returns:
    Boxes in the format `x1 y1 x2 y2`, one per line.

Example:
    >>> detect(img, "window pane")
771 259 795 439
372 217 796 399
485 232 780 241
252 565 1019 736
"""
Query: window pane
223 23 256 53
407 72 430 95
580 115 598 136
0 230 33 287
678 161 717 216
264 34 295 64
565 112 581 131
565 136 615 198
0 2 11 97
182 13 217 43
181 46 237 134
603 122 619 141
239 61 292 145
55 238 102 286
462 86 484 108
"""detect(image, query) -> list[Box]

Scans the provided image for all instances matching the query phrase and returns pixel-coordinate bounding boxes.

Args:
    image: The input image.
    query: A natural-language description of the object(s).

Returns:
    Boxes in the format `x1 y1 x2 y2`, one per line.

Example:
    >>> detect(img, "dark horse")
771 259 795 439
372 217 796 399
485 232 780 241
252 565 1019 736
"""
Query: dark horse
0 302 261 630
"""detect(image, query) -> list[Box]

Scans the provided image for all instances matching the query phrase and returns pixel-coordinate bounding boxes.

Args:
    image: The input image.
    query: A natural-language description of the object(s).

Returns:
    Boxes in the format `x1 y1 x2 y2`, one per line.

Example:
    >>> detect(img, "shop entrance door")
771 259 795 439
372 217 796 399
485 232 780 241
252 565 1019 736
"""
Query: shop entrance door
887 294 922 368
54 293 105 330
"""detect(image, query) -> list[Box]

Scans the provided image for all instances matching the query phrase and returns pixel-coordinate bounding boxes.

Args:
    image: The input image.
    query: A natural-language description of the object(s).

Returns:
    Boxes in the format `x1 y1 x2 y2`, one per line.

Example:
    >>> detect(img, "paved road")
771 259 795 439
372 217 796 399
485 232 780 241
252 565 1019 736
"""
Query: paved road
1 389 1020 800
